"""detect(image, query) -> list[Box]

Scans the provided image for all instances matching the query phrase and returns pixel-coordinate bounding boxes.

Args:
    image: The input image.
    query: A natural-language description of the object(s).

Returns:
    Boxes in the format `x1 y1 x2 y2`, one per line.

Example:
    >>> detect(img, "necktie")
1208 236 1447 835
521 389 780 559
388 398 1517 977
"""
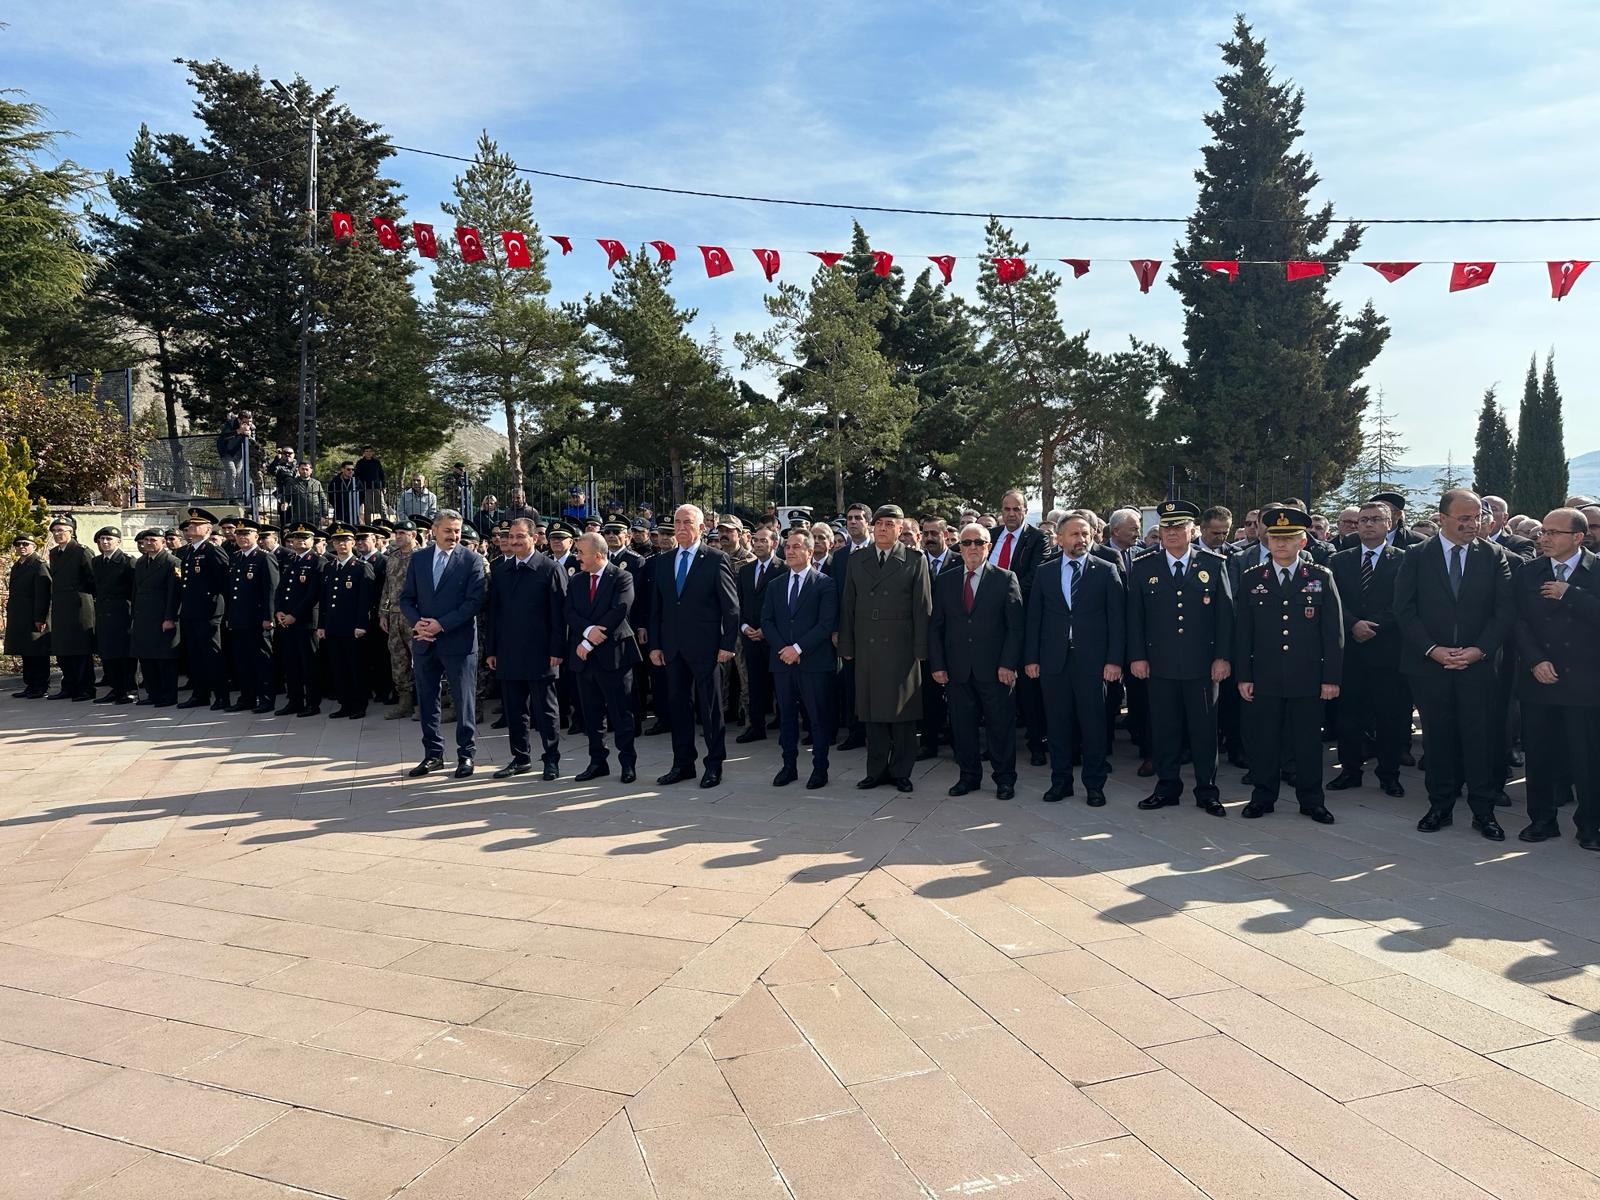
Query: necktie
432 549 448 587
1555 561 1569 582
1449 544 1464 597
1361 549 1375 594
589 573 599 602
754 561 764 588
788 574 801 614
1279 567 1291 588
1068 559 1081 606
964 570 975 613
1173 559 1184 583
675 549 690 595
997 532 1013 570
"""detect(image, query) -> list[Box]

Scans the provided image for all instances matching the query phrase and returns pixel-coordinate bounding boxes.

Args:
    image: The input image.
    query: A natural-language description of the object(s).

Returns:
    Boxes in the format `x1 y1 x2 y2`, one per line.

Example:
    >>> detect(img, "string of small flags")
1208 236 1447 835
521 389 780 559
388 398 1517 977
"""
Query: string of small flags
328 213 1591 299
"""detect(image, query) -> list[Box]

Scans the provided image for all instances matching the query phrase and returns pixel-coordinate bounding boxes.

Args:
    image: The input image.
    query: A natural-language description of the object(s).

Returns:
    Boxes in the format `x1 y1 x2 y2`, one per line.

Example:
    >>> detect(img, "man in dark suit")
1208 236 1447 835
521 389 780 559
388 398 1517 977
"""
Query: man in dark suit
646 503 739 787
224 519 280 713
1334 492 1426 553
1394 488 1516 839
90 527 137 704
46 515 96 701
1025 514 1125 806
401 509 488 778
566 532 642 783
827 502 872 749
736 527 780 743
486 517 568 781
317 525 375 720
1128 500 1235 816
992 489 1049 763
935 523 1024 799
1327 501 1409 796
274 522 323 716
1484 497 1538 559
918 516 960 759
761 527 838 788
1513 509 1600 847
175 508 231 710
129 528 181 706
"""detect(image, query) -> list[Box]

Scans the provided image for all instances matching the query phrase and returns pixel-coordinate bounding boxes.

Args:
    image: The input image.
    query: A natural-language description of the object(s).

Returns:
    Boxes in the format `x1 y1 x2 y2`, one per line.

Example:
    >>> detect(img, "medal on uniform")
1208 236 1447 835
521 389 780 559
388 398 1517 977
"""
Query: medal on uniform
247 569 254 580
1305 607 1315 619
299 572 308 583
1148 576 1159 585
1202 595 1211 604
1196 569 1210 583
345 578 353 589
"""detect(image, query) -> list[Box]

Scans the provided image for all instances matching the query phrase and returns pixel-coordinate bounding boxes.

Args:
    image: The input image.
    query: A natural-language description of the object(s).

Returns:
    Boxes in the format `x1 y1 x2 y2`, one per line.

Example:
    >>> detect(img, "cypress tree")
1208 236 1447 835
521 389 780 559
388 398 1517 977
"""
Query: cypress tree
1513 352 1569 514
1470 385 1515 499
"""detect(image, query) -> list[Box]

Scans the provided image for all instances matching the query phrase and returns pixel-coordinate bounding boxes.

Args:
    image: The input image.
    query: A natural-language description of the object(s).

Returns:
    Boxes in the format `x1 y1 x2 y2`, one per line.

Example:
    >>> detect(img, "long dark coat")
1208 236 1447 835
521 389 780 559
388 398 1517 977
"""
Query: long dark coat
91 549 137 659
5 553 51 656
838 542 932 722
47 539 96 655
130 550 182 660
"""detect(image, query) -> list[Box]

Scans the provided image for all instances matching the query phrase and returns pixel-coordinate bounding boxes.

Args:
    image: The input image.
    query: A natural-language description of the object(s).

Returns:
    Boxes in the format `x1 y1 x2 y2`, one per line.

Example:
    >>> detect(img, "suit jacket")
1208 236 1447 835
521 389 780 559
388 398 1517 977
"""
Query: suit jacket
129 551 181 660
1392 536 1514 676
925 549 961 579
839 543 933 721
1513 550 1600 706
1329 543 1404 670
1099 541 1141 576
1335 526 1425 553
1126 547 1234 680
1024 553 1125 675
1233 560 1344 696
400 545 487 658
1492 530 1538 559
609 547 646 623
990 524 1046 599
760 566 838 673
486 554 567 680
90 549 137 659
565 562 641 673
739 556 781 630
930 564 1023 683
647 544 738 665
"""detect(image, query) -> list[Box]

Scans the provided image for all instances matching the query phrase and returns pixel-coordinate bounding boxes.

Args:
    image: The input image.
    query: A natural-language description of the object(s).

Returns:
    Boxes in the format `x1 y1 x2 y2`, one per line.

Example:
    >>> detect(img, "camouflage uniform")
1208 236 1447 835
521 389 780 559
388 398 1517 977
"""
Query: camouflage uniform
381 543 415 718
725 542 756 718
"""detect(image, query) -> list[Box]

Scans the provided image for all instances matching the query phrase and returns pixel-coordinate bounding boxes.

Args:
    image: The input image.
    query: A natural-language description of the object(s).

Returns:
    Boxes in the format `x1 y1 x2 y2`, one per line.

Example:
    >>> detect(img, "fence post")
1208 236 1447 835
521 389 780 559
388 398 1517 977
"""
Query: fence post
243 438 254 518
1167 464 1178 501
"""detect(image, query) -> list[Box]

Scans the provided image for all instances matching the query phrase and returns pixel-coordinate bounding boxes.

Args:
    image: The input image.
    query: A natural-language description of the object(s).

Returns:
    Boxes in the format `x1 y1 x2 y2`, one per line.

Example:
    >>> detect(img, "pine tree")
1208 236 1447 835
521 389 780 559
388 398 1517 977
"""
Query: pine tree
1165 16 1388 498
1431 451 1464 497
1335 388 1410 511
1471 385 1515 498
428 131 585 491
1513 351 1569 515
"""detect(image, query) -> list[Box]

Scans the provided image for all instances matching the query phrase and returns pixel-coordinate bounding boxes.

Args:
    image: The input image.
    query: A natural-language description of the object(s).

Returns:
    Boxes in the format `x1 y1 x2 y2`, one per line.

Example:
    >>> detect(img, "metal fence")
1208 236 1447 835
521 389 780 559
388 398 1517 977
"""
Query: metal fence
464 460 792 528
1161 463 1317 513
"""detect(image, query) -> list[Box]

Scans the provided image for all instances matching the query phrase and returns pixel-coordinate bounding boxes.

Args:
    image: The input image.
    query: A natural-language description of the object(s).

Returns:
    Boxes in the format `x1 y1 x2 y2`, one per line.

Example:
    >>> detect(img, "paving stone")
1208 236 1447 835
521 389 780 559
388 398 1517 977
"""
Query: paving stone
1440 1066 1600 1175
1036 1135 1206 1200
1270 984 1494 1085
759 935 842 985
0 985 160 1055
35 1067 286 1159
771 975 932 1085
388 942 523 983
0 1110 149 1200
75 1019 242 1075
310 1010 450 1060
667 921 803 994
405 1025 575 1086
253 957 512 1023
704 984 805 1060
227 918 428 967
79 1152 319 1198
1086 934 1233 998
807 899 892 950
1071 981 1216 1048
1346 974 1547 1054
107 933 299 985
213 1108 450 1200
0 1042 118 1115
483 952 668 1005
73 968 360 1042
830 940 993 1037
471 990 625 1045
860 894 1016 976
1018 947 1135 995
526 1111 653 1200
549 985 731 1095
1490 1038 1600 1110
625 1039 742 1131
720 1041 855 1128
636 1112 789 1200
762 1109 927 1199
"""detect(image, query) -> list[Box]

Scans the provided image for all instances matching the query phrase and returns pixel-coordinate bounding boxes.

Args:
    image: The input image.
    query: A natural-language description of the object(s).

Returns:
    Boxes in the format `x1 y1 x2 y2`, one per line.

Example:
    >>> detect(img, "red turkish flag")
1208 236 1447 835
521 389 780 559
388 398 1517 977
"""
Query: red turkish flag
993 257 1027 284
870 250 894 277
752 248 781 281
412 223 438 259
700 245 734 277
1449 262 1495 292
455 226 487 263
1549 260 1590 300
1130 259 1161 293
370 217 402 250
1286 260 1326 281
1201 260 1238 281
811 251 843 268
928 255 955 284
1366 261 1420 283
1062 259 1091 278
329 211 357 244
648 240 676 263
501 231 532 268
597 239 628 270
549 235 572 256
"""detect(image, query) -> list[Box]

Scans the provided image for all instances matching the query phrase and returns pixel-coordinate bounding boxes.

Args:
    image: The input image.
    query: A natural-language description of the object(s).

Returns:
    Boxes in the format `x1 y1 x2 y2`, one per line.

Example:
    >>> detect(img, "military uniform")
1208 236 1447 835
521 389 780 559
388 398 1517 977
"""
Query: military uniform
225 531 280 711
381 536 416 718
47 520 97 699
5 536 51 696
130 534 182 705
360 529 393 704
90 533 138 702
318 536 376 719
275 526 323 716
1232 507 1344 821
176 510 231 707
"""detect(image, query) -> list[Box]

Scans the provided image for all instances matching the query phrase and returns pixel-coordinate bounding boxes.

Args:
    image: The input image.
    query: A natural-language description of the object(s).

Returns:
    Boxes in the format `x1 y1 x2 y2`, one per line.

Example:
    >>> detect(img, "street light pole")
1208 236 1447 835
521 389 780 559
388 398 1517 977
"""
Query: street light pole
273 80 317 465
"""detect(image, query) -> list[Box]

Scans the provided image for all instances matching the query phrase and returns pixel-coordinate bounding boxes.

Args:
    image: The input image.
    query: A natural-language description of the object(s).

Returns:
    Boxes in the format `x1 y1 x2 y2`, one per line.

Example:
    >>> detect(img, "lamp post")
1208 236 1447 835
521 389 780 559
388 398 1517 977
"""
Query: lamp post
271 79 318 465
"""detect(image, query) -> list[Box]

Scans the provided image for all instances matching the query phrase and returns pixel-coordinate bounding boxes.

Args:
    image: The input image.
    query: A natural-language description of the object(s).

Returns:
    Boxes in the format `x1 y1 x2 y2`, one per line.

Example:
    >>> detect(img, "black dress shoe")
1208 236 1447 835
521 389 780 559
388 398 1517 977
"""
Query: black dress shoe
47 690 71 700
995 785 1015 801
657 765 696 785
210 699 230 711
620 766 637 784
274 704 298 716
135 697 155 706
1399 752 1416 767
1518 822 1560 843
1137 759 1155 777
1086 789 1106 808
223 702 250 713
1029 750 1048 767
1416 809 1453 832
1491 790 1512 808
855 775 884 790
948 781 973 797
894 778 913 793
772 765 799 787
455 759 475 779
1380 779 1406 798
1472 816 1505 841
408 757 445 777
329 707 352 719
1578 834 1600 852
490 716 508 729
838 734 866 752
644 722 669 736
1240 772 1257 787
806 769 828 790
701 768 722 787
737 728 767 744
543 764 560 781
574 763 609 782
72 693 95 702
297 706 321 717
345 708 367 720
252 703 274 714
494 761 532 779
92 693 117 705
1198 799 1227 816
177 696 207 709
153 699 175 708
1042 784 1069 803
1138 794 1179 810
1302 806 1336 825
1326 774 1362 791
1241 801 1272 818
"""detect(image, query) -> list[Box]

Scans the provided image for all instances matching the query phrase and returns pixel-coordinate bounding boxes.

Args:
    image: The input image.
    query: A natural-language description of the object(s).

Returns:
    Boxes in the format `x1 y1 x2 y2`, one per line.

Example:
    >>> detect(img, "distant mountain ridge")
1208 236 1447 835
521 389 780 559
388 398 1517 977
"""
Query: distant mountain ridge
1349 449 1600 510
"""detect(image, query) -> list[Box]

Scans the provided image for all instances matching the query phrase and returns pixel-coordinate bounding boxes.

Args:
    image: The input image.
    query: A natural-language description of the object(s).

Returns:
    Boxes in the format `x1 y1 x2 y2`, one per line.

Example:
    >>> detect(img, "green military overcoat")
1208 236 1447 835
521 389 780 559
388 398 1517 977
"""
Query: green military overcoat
839 542 932 722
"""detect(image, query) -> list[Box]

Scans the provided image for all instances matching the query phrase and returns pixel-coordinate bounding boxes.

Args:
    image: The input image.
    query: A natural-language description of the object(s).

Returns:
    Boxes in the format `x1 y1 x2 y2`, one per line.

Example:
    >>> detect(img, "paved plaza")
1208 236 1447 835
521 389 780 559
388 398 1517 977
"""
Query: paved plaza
2 698 1599 1199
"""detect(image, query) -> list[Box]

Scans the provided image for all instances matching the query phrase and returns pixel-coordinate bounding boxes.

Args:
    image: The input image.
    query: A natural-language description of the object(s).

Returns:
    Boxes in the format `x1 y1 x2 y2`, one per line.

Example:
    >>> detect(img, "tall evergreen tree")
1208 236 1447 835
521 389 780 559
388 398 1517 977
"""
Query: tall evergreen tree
1513 351 1569 515
1165 16 1388 498
429 132 585 490
1471 385 1515 498
1332 387 1409 511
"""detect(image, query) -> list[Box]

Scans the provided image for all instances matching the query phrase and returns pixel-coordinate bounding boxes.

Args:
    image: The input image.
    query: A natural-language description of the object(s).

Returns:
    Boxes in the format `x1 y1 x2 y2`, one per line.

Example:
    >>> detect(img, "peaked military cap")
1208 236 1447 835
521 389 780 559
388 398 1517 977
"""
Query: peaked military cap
1260 505 1310 536
1156 500 1201 526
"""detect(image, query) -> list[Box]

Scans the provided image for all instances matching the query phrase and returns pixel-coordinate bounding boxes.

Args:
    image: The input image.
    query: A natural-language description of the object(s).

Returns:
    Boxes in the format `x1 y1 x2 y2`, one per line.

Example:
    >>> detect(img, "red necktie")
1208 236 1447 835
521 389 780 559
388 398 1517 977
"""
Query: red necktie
997 531 1013 570
589 574 599 602
964 570 975 613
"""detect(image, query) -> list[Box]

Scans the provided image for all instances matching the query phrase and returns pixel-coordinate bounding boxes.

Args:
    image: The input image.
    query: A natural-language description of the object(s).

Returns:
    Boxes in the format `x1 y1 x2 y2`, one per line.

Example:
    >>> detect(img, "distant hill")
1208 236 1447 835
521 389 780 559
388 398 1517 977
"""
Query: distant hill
1347 449 1599 511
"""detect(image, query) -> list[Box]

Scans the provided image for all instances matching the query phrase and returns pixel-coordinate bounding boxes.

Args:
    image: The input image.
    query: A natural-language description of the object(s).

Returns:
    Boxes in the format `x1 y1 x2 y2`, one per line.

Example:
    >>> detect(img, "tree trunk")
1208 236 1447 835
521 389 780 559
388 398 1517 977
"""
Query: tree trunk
503 392 523 490
155 330 187 493
833 411 844 514
1040 439 1057 513
669 446 684 506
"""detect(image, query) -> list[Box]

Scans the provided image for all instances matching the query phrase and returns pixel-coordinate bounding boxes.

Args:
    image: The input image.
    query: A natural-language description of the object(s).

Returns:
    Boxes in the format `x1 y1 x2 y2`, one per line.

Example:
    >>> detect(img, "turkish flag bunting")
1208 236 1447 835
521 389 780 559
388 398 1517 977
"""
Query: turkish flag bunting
455 226 487 263
870 250 894 277
1366 261 1420 283
700 245 734 277
597 239 628 269
993 257 1027 284
329 211 357 243
648 240 676 263
811 251 844 268
1201 260 1238 281
1449 262 1494 292
370 217 402 250
412 223 438 259
1286 260 1326 281
1548 260 1590 300
752 248 781 282
550 235 572 256
501 231 533 269
928 255 956 285
1061 258 1091 279
1130 259 1161 293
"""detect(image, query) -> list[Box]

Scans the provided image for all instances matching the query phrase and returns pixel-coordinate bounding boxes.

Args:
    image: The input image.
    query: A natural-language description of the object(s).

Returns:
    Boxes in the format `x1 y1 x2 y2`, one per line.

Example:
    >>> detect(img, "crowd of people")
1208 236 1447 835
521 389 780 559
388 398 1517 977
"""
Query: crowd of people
6 484 1598 849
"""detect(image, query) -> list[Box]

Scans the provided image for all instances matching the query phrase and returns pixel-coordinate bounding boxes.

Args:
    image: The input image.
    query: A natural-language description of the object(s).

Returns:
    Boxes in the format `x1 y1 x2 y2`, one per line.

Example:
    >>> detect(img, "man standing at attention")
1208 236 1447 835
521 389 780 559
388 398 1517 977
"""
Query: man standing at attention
486 517 567 781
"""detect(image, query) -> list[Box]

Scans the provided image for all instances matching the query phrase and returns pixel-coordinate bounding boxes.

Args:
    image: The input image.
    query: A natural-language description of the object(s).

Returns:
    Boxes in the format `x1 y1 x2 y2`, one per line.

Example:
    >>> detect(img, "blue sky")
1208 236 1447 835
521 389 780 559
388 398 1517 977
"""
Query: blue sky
8 0 1600 466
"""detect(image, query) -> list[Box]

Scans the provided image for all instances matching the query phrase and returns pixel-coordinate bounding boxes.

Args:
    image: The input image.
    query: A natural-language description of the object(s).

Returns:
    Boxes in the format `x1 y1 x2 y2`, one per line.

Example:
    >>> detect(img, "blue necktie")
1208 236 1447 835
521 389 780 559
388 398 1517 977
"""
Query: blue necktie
432 549 448 587
675 549 690 596
1068 558 1081 606
788 573 801 614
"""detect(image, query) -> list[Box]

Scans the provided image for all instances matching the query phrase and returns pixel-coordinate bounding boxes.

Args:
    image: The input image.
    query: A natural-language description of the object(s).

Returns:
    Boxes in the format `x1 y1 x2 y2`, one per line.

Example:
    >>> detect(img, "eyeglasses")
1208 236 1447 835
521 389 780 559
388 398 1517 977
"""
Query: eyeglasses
1540 528 1583 536
958 538 989 548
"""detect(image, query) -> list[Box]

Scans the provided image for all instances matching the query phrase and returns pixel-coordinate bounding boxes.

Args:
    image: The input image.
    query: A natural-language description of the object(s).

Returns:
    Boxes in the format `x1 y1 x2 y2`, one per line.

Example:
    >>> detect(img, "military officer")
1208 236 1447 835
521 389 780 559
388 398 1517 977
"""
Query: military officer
1128 500 1235 815
90 526 137 704
224 519 279 712
130 527 182 706
176 508 231 710
6 532 52 698
46 515 96 700
273 522 323 717
1232 507 1343 822
355 523 393 706
381 519 419 720
317 524 375 719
